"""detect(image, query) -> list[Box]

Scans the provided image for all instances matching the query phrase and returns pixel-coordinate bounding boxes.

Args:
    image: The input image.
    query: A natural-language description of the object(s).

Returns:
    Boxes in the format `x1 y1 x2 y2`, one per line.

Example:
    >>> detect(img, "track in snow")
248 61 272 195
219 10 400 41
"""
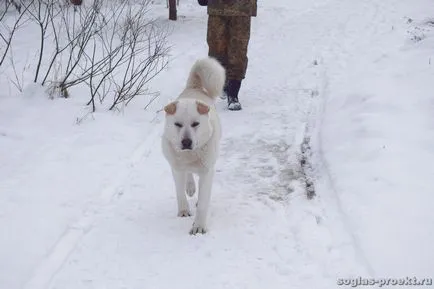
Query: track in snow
23 123 163 289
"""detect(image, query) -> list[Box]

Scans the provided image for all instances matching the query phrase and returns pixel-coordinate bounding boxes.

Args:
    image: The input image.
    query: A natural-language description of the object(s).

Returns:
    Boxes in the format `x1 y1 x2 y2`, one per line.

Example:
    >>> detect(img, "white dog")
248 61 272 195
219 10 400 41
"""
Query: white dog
161 57 225 235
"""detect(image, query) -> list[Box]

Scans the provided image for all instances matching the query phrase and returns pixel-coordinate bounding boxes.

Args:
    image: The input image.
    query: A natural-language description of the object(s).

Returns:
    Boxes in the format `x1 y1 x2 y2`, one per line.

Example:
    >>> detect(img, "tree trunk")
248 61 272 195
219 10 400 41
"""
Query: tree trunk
169 0 177 21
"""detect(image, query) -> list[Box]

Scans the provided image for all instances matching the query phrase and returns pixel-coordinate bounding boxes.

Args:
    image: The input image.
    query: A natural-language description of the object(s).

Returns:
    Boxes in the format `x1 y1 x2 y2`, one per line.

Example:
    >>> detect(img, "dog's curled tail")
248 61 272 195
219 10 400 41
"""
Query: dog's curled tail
186 57 226 99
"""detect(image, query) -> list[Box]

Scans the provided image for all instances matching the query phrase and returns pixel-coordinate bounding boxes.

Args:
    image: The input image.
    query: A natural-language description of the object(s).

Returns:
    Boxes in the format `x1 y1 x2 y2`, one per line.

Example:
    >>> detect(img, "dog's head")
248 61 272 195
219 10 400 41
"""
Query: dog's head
163 99 213 151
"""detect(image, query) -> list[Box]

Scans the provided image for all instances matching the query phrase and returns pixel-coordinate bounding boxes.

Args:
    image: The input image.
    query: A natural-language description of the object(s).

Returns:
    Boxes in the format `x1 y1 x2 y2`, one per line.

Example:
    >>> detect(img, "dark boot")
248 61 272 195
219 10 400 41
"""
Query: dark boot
221 80 228 100
226 79 242 111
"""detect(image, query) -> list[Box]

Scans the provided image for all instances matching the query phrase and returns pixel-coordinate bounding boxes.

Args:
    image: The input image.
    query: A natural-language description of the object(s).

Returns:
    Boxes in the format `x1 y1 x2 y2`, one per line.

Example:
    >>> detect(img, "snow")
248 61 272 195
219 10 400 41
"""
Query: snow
1 0 434 288
319 9 434 277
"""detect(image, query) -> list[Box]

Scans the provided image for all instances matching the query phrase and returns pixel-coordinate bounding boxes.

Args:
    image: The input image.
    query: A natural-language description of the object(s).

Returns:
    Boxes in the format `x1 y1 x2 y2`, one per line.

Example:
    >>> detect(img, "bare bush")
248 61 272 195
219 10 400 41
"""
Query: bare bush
62 0 169 111
41 0 107 94
48 0 169 111
103 2 169 110
3 0 170 111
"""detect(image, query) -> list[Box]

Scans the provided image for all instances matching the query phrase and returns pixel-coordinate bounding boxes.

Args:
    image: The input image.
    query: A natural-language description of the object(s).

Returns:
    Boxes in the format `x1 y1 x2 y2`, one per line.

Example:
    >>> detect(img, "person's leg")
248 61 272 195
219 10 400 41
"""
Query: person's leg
207 15 229 73
226 16 251 110
207 15 230 98
227 16 251 81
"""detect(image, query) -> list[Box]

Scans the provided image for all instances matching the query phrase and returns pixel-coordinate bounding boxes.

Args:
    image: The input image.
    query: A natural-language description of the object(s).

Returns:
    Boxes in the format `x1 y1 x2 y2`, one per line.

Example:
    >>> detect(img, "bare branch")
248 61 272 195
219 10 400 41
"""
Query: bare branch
0 0 36 67
8 47 27 92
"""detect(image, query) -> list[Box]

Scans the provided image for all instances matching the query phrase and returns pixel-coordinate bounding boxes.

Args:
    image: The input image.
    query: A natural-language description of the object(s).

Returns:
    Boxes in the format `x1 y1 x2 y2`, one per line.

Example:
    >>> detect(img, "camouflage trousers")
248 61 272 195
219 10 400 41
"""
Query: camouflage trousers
207 15 251 81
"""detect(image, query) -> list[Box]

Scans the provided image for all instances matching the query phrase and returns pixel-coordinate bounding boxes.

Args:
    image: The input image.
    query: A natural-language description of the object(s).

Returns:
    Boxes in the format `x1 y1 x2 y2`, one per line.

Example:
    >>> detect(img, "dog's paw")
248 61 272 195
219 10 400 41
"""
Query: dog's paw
189 223 207 235
185 179 196 197
178 210 191 217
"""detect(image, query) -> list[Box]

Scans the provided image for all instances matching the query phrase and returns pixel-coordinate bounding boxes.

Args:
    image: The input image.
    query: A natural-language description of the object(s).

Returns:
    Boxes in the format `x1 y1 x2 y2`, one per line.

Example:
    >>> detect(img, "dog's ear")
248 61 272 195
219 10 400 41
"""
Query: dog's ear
164 101 178 115
196 101 210 115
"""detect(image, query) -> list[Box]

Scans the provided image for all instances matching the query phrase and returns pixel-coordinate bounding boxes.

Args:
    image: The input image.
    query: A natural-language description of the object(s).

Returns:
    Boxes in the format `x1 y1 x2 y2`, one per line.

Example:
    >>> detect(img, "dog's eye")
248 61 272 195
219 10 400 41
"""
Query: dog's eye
174 122 183 128
191 122 200 128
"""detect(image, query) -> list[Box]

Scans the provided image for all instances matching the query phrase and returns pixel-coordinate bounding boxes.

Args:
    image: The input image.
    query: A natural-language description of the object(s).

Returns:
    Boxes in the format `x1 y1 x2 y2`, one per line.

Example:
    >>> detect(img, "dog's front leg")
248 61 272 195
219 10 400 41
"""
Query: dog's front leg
190 169 214 235
172 170 191 217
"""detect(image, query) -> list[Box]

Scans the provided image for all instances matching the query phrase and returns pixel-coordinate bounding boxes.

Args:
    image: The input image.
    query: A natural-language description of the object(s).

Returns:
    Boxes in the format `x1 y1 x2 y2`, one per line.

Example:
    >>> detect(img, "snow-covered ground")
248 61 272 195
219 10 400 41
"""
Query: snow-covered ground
1 0 433 288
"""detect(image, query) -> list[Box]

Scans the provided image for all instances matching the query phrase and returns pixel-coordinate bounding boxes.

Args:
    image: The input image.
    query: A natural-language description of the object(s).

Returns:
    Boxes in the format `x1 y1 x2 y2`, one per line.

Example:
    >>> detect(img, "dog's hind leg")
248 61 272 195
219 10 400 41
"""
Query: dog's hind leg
185 173 196 197
172 170 191 217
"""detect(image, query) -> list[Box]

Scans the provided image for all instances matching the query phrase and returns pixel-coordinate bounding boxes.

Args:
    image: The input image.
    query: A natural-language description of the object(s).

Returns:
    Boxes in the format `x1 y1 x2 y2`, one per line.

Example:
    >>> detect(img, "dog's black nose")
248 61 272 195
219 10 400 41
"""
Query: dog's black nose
181 138 192 150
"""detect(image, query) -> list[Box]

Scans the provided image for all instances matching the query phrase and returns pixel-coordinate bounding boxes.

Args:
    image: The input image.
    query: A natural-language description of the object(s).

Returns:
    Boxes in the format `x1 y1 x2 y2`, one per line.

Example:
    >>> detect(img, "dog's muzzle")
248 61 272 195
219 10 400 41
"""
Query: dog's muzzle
181 138 193 150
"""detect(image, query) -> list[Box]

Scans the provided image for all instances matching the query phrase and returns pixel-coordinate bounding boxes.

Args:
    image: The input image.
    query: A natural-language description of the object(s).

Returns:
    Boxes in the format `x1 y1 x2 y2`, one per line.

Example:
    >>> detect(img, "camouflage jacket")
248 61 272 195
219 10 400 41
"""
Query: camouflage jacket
208 0 257 17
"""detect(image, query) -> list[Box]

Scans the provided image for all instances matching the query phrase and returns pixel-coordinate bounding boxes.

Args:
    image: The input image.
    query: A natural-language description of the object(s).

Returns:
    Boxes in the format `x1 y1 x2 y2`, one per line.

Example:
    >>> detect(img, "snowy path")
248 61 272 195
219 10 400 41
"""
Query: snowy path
2 0 433 288
34 1 386 288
